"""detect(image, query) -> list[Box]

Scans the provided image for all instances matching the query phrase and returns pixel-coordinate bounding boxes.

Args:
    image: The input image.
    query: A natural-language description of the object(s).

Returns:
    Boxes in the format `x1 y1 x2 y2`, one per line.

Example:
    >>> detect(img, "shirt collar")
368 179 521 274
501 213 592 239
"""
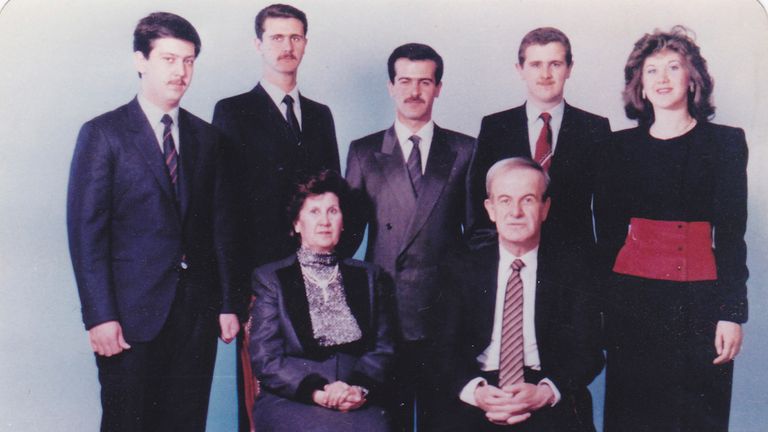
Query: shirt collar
498 243 539 271
525 100 564 125
260 79 300 109
137 94 179 128
394 119 434 146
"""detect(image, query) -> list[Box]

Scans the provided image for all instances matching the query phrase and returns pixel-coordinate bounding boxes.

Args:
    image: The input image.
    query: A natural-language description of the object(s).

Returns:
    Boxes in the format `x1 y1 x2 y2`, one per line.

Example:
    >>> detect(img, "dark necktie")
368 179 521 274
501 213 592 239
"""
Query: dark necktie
283 94 301 145
406 135 423 197
534 112 552 171
161 114 178 193
499 258 526 388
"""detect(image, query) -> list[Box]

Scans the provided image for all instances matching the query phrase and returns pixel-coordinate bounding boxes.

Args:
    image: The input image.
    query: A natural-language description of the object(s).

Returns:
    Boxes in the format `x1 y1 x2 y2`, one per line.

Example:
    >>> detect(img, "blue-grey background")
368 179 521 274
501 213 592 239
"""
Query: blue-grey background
0 0 766 430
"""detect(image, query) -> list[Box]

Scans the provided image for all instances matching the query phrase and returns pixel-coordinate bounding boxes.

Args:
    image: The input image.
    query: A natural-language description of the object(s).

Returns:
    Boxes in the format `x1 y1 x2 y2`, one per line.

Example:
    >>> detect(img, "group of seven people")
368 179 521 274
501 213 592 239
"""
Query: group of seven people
66 3 749 432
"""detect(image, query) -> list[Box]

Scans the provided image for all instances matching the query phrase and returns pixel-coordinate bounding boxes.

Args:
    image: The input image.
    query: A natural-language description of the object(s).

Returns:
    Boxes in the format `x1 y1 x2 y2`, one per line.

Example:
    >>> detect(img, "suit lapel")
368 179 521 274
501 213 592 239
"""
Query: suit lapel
339 263 371 341
254 84 297 149
400 125 457 253
372 127 418 216
177 110 200 223
550 102 577 175
277 258 320 353
125 98 177 208
510 105 531 157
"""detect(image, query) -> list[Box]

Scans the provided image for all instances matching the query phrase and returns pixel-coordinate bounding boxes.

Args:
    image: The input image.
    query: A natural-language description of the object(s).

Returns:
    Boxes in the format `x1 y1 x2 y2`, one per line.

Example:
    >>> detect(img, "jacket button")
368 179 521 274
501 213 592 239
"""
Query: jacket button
386 223 393 231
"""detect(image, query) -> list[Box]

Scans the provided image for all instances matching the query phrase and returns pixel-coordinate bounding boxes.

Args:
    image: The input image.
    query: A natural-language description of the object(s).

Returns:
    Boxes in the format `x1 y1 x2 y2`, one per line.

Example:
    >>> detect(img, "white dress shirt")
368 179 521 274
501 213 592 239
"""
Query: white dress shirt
261 79 302 129
525 100 565 157
394 119 434 174
459 244 561 406
138 94 180 154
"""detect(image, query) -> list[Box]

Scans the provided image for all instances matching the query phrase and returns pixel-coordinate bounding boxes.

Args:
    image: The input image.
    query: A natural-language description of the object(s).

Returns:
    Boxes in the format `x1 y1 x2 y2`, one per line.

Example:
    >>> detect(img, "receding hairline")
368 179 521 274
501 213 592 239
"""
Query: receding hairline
485 157 550 199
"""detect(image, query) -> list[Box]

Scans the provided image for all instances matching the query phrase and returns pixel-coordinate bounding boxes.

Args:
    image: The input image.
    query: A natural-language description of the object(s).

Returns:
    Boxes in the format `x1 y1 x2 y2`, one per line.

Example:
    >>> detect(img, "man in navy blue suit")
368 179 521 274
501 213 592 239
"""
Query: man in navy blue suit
67 12 241 431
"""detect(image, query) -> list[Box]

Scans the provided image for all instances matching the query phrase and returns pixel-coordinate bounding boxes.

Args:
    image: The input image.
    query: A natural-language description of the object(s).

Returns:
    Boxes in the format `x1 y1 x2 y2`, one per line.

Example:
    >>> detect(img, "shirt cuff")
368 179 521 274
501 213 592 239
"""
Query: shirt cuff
459 377 487 406
538 378 561 406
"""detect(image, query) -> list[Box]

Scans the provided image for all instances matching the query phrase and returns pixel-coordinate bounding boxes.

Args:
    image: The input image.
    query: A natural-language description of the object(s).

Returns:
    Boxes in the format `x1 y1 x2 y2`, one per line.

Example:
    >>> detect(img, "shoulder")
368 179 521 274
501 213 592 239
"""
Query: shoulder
299 94 332 113
350 130 387 151
180 109 220 141
83 102 133 130
482 105 525 123
437 126 476 148
215 90 257 109
564 103 609 124
699 121 748 157
253 254 297 282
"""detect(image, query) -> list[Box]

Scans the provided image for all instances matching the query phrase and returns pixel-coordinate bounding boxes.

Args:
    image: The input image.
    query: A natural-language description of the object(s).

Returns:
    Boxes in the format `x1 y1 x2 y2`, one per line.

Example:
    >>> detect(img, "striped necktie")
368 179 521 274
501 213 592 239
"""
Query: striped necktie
406 135 423 197
160 114 178 194
499 258 526 388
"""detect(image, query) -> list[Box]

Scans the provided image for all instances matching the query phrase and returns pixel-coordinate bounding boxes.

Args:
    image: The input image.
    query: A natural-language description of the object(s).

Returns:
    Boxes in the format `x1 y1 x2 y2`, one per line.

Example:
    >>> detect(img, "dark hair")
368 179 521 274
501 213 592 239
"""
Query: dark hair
255 4 307 40
518 27 572 66
485 157 551 200
623 25 715 124
133 12 201 59
286 170 351 237
387 43 444 84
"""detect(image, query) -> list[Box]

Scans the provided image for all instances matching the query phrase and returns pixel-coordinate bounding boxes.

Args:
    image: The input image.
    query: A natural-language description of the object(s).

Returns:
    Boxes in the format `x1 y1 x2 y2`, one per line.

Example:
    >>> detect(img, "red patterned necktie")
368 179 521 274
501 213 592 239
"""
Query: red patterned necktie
499 258 526 388
161 114 178 192
533 112 552 171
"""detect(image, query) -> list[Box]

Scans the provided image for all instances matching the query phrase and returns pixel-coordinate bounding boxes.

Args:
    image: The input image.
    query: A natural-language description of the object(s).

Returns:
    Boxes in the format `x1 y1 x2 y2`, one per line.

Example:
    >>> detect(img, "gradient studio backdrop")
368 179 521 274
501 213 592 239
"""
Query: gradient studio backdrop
0 0 766 430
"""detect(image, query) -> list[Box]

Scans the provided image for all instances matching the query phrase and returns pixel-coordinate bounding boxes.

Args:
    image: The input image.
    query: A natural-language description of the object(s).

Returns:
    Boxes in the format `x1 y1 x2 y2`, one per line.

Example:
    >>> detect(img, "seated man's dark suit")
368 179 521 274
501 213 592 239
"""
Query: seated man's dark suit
468 102 610 257
248 255 394 432
67 97 239 431
434 241 604 432
345 124 475 430
212 83 340 430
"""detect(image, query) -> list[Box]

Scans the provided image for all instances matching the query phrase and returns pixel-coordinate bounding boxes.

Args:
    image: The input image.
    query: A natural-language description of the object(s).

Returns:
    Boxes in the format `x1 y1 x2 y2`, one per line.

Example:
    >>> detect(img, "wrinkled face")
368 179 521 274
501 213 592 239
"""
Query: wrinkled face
641 49 691 113
134 37 196 112
256 17 307 77
294 192 343 253
516 42 572 109
484 167 550 255
388 59 442 126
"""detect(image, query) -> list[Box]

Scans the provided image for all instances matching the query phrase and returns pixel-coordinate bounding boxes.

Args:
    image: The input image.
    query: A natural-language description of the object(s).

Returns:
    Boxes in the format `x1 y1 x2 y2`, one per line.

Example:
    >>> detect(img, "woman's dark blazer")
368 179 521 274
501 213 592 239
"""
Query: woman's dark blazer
248 254 395 403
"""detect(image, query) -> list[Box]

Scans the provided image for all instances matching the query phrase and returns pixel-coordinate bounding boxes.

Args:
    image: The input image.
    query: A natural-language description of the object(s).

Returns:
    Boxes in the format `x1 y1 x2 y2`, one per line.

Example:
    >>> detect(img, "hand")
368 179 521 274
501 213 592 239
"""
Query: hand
713 321 743 365
88 321 131 357
313 389 330 408
323 381 352 409
337 386 367 412
474 384 530 425
502 382 554 421
219 313 240 343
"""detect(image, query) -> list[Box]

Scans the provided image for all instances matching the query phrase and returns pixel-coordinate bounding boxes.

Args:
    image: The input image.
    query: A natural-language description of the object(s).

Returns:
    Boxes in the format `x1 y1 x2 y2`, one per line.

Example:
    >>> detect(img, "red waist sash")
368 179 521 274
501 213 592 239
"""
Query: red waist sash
613 218 717 282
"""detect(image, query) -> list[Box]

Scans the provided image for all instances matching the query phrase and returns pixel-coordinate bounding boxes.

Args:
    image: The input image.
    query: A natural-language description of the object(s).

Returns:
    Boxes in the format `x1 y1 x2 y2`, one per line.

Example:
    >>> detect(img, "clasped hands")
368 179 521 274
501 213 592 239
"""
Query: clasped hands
312 381 367 412
475 382 554 426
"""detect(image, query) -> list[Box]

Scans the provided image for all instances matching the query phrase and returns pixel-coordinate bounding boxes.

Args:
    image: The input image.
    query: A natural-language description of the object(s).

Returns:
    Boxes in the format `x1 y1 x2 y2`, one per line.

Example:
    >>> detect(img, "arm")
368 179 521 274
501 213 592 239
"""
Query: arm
339 142 369 257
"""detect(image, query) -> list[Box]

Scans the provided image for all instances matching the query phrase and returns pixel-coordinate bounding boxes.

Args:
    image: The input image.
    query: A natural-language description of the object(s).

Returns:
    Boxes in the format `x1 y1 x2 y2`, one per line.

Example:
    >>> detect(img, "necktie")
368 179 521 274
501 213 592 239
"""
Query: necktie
499 258 526 388
534 112 552 171
160 114 178 193
406 135 423 197
283 94 301 145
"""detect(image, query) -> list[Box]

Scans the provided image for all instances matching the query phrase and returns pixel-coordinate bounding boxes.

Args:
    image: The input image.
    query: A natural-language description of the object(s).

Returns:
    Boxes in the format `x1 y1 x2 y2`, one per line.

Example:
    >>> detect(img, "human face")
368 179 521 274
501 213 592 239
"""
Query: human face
484 167 550 256
388 59 442 130
516 42 572 110
641 50 690 113
134 37 196 112
256 17 307 79
294 192 343 253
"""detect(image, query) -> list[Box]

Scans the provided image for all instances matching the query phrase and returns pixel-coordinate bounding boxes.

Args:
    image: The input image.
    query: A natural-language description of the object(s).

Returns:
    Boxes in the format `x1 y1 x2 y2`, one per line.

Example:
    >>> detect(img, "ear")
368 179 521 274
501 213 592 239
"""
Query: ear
254 37 263 53
293 220 301 234
564 60 573 79
434 81 443 98
484 198 497 223
133 51 148 76
540 197 552 222
515 62 524 79
387 80 395 98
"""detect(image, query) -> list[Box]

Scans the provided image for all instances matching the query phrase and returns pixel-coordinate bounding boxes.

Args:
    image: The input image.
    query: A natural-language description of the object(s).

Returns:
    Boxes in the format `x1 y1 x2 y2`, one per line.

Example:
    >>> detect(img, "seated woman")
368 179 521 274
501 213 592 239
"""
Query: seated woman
248 169 394 432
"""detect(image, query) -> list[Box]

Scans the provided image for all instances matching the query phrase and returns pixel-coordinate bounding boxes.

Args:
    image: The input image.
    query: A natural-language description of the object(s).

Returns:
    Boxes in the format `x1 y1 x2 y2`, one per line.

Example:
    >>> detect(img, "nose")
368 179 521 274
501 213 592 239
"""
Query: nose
173 60 185 77
541 65 552 79
409 82 420 98
319 213 331 226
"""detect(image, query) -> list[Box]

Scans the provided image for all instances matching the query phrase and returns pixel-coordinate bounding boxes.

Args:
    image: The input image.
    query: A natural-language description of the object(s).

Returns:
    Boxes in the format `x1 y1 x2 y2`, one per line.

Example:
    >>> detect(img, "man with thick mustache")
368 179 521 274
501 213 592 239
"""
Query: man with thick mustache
67 12 240 431
212 4 340 430
345 43 475 432
467 27 611 268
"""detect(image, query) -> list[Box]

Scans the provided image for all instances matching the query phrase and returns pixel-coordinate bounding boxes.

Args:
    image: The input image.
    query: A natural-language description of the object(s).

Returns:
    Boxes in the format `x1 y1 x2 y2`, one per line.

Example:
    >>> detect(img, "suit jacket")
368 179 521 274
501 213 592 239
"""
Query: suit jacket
468 102 610 257
435 241 604 430
67 98 239 342
344 125 475 341
248 255 394 402
213 84 340 272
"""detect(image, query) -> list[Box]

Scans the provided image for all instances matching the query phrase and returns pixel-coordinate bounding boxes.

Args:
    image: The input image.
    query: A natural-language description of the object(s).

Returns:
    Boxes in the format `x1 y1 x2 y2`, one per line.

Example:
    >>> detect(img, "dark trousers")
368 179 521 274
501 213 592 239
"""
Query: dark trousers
389 340 439 432
95 281 219 432
442 369 595 432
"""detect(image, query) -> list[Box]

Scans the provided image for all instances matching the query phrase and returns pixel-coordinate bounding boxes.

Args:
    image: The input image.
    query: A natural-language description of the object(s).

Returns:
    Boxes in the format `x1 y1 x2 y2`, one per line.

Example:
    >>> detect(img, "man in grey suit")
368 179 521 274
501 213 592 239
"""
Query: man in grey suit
345 43 475 432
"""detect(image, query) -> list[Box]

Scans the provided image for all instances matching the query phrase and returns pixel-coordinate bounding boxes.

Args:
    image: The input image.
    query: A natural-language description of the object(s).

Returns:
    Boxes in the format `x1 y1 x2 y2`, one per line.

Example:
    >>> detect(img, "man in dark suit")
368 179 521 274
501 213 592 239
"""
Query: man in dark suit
67 12 240 431
211 4 340 430
435 158 604 431
468 27 610 260
345 43 475 432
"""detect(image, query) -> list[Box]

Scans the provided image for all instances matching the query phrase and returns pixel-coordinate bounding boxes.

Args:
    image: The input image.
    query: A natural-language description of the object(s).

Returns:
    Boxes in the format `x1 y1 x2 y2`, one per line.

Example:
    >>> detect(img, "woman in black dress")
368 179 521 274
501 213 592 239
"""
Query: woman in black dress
248 170 394 432
596 26 748 431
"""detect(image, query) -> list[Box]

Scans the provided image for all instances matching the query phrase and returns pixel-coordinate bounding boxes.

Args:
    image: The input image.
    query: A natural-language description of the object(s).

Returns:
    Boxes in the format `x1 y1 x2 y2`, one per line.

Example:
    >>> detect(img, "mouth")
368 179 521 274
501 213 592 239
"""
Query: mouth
279 55 297 61
656 88 673 94
168 80 186 89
